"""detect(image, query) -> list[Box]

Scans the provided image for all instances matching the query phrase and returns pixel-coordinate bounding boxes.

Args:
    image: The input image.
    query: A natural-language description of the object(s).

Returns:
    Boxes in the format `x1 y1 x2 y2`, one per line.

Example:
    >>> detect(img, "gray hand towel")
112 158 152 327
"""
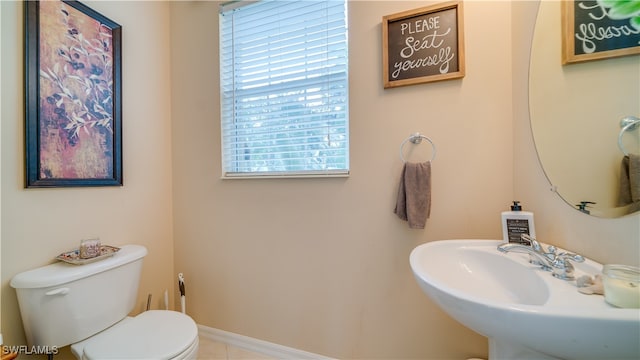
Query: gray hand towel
618 153 640 213
394 161 431 229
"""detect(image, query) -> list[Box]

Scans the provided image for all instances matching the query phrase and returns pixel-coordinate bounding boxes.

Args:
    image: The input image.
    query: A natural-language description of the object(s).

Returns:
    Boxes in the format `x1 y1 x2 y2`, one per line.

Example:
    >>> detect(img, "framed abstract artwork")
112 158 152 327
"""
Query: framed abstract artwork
25 0 122 187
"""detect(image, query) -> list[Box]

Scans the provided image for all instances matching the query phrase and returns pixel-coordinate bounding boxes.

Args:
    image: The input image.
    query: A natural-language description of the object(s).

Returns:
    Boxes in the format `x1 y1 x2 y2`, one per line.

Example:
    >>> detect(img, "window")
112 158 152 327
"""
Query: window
219 0 349 178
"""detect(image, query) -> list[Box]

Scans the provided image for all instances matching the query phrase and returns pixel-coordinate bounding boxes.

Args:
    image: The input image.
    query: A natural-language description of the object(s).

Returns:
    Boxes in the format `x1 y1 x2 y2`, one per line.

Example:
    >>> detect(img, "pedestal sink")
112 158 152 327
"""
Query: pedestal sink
409 239 640 360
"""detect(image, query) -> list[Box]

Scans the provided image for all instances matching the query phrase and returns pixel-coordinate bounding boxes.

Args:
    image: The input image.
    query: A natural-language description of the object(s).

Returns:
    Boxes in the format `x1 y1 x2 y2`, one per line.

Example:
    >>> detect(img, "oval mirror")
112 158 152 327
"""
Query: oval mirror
529 1 640 218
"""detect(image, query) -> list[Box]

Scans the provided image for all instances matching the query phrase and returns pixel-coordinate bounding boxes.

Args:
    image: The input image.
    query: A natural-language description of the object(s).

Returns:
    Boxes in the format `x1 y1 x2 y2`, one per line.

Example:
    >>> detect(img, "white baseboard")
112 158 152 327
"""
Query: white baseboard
198 324 337 360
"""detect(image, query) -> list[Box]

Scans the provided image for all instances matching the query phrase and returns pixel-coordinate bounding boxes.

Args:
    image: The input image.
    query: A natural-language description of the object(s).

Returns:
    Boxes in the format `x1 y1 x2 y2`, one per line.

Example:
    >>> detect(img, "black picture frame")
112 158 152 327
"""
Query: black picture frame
25 0 122 187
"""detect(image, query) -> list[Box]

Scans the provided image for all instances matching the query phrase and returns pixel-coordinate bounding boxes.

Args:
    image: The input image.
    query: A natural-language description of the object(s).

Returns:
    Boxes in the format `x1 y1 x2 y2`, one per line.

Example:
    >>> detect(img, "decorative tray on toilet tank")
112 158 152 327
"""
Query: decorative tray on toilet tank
56 245 121 265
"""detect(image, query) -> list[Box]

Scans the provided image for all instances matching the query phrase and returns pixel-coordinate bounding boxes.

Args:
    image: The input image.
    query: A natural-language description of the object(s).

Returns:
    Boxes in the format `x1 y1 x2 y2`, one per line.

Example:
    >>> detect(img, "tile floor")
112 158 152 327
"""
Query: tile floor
198 336 277 360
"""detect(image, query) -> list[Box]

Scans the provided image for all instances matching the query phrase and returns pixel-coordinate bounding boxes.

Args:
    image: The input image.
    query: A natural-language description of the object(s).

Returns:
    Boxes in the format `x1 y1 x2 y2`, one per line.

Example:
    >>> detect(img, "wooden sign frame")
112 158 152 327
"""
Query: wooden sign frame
562 0 640 64
382 1 465 88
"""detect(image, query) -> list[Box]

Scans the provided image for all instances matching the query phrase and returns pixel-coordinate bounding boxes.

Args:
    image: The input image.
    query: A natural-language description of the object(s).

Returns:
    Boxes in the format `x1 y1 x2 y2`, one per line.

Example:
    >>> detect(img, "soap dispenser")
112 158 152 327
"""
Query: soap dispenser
501 201 535 244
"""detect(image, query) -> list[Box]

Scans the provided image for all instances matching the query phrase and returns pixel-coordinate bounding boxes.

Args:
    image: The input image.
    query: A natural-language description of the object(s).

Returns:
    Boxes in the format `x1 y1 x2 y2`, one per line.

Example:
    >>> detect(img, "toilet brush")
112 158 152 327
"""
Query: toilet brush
178 273 186 314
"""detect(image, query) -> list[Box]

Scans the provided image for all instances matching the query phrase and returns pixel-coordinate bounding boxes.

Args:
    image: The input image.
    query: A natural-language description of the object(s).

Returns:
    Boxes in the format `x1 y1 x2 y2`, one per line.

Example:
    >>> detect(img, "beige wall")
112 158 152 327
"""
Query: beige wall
1 0 175 350
1 0 638 359
170 1 513 358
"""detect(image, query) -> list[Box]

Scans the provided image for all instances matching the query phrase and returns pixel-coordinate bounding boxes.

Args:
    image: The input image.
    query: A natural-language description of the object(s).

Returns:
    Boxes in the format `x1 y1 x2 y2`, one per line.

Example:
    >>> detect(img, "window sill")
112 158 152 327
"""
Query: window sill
221 170 349 180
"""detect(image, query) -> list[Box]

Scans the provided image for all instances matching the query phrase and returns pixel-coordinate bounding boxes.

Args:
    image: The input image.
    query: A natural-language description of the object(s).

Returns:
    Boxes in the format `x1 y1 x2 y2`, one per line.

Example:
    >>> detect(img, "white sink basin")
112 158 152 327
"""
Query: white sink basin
410 239 640 360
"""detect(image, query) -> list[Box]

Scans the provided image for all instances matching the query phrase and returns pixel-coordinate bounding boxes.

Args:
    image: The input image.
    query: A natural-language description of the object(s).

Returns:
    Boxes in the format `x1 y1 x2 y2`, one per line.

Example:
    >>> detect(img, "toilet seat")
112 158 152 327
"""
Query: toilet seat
71 310 198 360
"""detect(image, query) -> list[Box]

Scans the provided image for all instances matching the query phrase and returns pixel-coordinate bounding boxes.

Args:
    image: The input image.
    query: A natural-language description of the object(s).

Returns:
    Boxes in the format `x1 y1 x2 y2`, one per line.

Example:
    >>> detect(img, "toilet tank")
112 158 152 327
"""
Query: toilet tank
10 245 147 348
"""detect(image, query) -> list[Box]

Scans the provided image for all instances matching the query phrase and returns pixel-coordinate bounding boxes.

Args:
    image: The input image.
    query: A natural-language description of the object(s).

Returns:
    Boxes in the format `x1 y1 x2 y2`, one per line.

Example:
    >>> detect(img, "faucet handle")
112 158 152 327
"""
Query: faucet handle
552 252 585 280
521 234 552 253
557 252 585 263
521 234 538 248
519 234 552 269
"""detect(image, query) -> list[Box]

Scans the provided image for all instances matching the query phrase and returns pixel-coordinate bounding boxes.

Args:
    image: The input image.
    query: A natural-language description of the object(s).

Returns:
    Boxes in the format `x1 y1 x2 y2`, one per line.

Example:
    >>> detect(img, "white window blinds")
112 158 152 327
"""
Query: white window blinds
220 0 349 178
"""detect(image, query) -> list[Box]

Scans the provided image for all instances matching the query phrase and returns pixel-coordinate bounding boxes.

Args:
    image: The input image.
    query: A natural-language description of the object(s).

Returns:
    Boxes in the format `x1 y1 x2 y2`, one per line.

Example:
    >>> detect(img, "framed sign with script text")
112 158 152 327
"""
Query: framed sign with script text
382 1 465 88
562 0 640 64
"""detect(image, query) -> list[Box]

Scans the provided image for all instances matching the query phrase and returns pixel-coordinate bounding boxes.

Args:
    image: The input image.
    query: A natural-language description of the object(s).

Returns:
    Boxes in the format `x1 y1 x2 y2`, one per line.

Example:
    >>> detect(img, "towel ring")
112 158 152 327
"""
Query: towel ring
400 133 437 162
618 116 639 156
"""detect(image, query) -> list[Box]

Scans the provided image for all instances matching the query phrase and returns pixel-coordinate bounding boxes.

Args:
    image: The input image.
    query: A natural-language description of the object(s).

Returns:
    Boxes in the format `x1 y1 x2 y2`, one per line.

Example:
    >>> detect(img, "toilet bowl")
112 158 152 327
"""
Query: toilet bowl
10 245 198 359
71 311 199 360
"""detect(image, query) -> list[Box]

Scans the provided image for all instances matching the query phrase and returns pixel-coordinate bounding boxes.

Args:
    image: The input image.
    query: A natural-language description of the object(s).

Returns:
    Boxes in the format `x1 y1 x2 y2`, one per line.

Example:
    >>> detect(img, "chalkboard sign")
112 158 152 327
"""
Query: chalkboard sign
562 0 640 64
382 1 465 88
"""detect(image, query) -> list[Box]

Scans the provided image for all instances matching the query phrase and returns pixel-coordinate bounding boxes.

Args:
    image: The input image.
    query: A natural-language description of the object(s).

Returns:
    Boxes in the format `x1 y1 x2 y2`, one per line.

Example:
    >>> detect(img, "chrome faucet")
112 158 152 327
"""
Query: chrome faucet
497 234 585 280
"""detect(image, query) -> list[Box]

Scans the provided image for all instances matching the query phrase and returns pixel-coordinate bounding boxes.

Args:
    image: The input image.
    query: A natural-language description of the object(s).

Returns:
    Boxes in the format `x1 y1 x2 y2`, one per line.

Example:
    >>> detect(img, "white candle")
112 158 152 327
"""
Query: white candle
603 265 640 308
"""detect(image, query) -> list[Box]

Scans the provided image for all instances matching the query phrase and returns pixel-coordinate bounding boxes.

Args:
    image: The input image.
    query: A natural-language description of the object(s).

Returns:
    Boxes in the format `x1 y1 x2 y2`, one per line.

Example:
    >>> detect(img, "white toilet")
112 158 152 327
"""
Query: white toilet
10 245 199 359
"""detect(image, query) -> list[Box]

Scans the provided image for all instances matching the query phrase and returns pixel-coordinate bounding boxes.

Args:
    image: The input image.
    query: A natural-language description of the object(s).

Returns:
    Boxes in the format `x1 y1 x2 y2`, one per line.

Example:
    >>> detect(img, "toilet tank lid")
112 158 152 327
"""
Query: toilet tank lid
10 245 147 289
